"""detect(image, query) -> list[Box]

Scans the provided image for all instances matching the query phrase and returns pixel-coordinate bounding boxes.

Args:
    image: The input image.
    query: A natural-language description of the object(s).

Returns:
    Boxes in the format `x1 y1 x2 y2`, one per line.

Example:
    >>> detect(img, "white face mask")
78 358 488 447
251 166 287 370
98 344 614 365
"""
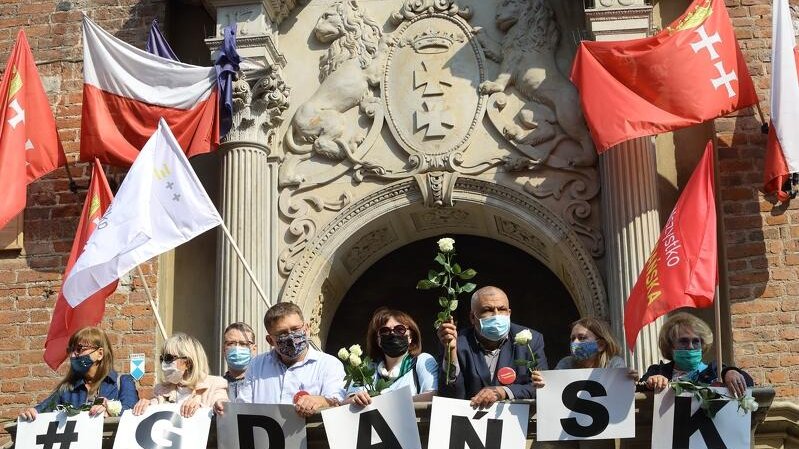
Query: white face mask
161 361 186 384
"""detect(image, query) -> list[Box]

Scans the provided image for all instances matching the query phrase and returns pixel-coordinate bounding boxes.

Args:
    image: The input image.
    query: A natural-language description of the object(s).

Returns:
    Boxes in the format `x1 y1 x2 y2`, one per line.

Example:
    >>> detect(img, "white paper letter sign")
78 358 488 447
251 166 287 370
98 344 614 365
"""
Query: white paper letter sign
217 402 307 449
652 387 752 449
112 404 212 449
536 368 635 441
428 396 529 449
16 411 103 449
321 386 420 449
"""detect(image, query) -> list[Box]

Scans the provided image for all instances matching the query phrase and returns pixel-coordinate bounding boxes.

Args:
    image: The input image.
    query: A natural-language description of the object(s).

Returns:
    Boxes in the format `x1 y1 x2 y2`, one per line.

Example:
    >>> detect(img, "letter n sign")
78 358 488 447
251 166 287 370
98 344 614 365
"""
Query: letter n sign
652 387 752 449
428 397 529 449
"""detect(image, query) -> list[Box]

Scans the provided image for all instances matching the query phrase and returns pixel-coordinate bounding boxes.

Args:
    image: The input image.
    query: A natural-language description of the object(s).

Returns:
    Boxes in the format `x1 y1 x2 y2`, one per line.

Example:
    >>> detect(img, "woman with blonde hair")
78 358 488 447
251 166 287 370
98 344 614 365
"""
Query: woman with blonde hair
132 333 228 417
532 317 635 388
19 326 139 420
641 312 753 396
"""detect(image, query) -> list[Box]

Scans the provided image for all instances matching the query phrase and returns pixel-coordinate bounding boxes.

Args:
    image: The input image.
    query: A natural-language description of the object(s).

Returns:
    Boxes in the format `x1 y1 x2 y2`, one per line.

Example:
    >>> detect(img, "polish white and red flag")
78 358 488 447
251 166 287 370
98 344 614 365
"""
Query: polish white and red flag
764 0 799 202
80 15 219 167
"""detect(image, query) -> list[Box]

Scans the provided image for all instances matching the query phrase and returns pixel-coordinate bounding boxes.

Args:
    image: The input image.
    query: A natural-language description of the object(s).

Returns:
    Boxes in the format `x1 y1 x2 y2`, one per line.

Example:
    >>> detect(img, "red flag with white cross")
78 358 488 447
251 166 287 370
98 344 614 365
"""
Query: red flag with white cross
624 141 718 350
571 0 758 152
0 30 66 228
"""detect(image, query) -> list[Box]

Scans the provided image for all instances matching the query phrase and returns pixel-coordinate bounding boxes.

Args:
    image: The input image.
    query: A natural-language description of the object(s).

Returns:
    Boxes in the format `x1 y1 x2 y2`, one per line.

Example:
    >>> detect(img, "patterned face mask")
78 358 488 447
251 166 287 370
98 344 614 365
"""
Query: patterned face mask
275 329 308 360
570 340 600 361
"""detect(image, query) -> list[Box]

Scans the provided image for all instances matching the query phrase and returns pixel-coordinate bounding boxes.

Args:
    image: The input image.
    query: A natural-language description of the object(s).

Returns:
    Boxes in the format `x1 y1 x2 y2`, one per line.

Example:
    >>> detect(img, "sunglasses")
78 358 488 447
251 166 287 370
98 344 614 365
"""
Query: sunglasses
159 353 188 364
378 324 408 337
67 344 99 354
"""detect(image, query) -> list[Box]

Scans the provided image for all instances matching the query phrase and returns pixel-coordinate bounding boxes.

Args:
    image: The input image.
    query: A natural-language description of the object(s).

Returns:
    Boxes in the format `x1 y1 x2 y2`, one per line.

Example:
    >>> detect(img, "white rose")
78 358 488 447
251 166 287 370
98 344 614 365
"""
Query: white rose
349 344 363 357
437 237 455 253
739 396 758 413
106 400 122 417
349 354 362 367
514 329 533 345
337 348 350 361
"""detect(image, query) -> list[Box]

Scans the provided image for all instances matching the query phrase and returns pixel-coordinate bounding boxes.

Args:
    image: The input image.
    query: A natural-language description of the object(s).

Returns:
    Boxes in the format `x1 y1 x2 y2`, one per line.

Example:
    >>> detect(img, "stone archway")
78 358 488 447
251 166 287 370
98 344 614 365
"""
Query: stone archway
280 177 607 348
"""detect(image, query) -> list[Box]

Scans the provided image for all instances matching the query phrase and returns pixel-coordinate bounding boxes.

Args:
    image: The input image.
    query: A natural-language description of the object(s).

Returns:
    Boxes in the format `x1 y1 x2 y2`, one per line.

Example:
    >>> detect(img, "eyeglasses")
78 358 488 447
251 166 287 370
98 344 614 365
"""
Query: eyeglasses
224 340 253 348
675 337 702 349
378 324 408 337
67 345 98 355
159 354 188 364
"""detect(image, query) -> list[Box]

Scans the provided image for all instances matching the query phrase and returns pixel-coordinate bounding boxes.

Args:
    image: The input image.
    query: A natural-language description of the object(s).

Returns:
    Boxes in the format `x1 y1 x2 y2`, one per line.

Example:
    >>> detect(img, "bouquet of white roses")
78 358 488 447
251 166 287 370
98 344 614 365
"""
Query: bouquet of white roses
338 344 389 395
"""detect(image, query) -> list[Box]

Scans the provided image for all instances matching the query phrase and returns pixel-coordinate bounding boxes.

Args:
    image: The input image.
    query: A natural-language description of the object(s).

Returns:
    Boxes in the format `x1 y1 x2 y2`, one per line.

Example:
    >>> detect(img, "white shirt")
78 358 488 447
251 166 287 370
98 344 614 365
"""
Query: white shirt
235 348 345 404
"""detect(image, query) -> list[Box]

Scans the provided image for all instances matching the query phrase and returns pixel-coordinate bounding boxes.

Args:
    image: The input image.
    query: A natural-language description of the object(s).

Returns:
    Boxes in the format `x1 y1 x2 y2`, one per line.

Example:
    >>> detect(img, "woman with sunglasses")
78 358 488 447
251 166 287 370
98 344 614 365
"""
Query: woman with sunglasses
641 312 753 397
344 307 438 406
132 333 228 417
19 326 139 420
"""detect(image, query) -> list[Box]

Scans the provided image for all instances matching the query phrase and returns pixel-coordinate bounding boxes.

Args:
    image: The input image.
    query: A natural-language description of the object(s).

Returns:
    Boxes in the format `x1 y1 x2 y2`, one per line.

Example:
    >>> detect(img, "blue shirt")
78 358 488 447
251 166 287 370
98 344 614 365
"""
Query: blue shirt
347 352 439 397
35 370 139 413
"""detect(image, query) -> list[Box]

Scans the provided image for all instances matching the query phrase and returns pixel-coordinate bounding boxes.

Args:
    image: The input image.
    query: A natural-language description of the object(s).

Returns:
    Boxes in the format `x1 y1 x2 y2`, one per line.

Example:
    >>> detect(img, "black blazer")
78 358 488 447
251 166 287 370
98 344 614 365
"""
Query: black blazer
640 360 754 387
438 323 548 400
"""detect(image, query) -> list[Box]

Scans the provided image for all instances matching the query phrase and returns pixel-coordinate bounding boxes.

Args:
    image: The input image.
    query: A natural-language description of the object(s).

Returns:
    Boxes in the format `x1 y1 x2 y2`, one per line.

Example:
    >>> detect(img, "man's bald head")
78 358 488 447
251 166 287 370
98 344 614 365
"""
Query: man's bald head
470 286 509 311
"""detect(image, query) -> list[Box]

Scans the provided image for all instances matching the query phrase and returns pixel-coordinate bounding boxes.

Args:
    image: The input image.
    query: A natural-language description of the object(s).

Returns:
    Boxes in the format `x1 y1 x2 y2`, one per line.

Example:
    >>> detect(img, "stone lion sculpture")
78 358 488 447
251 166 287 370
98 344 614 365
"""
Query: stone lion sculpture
480 0 596 167
280 0 388 186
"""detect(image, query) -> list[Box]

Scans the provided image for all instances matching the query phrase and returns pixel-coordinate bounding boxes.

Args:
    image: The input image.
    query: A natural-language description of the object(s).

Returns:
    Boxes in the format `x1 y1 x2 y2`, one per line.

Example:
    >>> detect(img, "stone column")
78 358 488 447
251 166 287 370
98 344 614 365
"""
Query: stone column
585 2 662 372
205 0 292 371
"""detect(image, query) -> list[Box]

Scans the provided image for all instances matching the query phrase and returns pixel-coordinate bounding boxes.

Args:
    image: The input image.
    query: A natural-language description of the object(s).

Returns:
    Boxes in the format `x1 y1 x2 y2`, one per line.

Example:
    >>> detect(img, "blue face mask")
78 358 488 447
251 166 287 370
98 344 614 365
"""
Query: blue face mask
570 341 600 361
478 314 511 341
70 354 95 376
673 349 703 371
226 347 252 371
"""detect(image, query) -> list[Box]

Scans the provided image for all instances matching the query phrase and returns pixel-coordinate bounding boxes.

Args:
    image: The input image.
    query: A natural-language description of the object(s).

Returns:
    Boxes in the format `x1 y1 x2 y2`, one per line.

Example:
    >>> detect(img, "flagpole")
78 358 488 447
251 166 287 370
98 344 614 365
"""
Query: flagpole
712 139 724 382
218 222 272 309
714 286 723 381
136 265 168 340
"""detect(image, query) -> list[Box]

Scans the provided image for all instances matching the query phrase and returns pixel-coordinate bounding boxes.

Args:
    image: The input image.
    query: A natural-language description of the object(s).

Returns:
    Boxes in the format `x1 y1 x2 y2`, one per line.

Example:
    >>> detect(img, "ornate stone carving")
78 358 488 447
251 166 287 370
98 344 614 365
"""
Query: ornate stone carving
410 208 473 231
390 0 472 24
279 0 389 187
495 216 548 263
224 68 290 147
277 189 353 276
343 227 398 274
479 0 595 169
414 171 458 207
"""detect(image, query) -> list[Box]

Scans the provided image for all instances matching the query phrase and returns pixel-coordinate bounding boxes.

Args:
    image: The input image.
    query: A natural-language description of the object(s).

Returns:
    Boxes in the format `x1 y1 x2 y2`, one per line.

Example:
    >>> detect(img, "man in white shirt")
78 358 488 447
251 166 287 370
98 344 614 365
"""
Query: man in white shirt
235 302 345 417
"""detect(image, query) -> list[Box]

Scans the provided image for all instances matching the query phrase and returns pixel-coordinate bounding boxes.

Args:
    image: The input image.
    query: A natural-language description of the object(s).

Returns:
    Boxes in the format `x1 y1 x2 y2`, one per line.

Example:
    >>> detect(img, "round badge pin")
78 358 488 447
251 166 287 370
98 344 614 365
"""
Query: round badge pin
497 367 517 385
293 390 310 404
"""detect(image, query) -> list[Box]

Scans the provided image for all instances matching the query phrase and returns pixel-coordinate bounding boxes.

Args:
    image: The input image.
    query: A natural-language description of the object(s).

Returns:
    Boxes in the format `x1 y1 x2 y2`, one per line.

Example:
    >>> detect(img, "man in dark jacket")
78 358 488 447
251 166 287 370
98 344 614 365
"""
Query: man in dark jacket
436 286 548 408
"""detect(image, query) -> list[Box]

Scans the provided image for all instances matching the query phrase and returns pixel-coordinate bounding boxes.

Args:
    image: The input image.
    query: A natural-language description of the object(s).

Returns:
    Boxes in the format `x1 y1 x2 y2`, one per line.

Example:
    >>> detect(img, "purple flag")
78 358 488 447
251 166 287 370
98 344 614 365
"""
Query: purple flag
145 19 178 61
214 24 240 138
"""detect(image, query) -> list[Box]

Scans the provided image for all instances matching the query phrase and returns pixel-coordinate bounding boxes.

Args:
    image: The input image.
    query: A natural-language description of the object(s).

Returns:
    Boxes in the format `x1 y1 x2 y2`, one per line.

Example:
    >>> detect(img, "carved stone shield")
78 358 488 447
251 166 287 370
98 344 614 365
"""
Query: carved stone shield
383 14 485 158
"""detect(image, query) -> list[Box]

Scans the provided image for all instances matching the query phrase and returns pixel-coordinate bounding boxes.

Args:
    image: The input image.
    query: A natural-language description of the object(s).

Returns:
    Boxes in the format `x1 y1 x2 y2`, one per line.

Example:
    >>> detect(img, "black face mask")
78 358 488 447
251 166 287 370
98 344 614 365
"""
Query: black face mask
379 334 409 358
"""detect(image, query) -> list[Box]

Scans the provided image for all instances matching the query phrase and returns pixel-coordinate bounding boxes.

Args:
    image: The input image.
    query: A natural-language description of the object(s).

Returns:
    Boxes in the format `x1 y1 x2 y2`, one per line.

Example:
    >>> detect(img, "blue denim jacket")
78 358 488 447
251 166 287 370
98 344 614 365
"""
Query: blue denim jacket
35 370 139 413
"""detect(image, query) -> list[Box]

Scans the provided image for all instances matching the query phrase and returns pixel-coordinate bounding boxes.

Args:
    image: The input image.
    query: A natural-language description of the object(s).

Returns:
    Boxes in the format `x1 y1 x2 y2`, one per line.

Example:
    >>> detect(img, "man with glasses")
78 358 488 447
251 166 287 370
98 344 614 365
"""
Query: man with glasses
222 322 257 399
436 286 548 408
234 302 345 417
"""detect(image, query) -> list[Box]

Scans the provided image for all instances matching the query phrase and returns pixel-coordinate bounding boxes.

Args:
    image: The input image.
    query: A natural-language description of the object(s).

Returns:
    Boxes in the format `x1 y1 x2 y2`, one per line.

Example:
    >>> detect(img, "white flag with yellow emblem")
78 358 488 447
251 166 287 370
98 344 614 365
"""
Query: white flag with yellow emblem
63 118 222 307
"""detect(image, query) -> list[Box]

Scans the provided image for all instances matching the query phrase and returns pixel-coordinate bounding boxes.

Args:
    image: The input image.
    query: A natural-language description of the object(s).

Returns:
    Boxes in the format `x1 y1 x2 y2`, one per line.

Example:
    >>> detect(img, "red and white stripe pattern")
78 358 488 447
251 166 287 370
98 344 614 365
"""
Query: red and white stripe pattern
80 15 219 166
765 0 799 201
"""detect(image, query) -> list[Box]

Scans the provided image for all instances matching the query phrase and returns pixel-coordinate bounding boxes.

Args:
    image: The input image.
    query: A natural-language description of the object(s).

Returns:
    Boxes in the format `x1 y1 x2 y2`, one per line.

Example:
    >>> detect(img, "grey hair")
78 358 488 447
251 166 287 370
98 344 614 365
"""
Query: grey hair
470 286 508 310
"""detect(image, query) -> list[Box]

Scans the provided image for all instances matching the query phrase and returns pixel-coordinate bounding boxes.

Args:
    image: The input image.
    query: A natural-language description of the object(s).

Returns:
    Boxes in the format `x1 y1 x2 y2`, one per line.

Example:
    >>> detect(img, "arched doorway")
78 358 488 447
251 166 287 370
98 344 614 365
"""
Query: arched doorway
326 235 578 363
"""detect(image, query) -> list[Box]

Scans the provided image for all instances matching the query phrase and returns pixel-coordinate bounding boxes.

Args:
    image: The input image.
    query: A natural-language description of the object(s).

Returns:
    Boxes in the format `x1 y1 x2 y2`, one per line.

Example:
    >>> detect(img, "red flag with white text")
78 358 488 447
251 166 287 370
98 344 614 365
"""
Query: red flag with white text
0 30 66 229
571 0 757 152
44 159 117 369
624 141 718 349
764 0 799 202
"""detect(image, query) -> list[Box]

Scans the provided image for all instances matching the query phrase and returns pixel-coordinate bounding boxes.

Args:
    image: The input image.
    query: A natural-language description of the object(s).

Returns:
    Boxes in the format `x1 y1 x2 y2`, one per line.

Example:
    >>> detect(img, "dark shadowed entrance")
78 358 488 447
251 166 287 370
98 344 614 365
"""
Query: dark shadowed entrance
326 235 579 365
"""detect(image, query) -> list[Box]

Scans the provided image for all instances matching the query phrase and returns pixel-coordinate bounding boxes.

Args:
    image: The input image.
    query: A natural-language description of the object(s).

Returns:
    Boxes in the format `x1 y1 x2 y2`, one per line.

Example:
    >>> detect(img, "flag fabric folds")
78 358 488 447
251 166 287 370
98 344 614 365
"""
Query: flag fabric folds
214 24 240 138
81 16 220 167
63 119 223 307
764 0 799 202
145 19 179 61
571 0 757 152
44 159 116 369
624 141 718 349
0 30 66 228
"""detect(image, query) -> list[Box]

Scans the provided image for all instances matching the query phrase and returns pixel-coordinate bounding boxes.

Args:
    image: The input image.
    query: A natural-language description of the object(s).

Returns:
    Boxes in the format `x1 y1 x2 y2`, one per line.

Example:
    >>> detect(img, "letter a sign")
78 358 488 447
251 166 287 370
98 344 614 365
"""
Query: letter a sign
652 387 751 449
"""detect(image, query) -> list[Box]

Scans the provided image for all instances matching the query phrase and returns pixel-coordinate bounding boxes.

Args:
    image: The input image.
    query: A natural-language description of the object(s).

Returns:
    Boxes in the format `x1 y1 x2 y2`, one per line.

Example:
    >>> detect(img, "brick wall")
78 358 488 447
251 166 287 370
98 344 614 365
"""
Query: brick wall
0 1 166 441
719 0 799 400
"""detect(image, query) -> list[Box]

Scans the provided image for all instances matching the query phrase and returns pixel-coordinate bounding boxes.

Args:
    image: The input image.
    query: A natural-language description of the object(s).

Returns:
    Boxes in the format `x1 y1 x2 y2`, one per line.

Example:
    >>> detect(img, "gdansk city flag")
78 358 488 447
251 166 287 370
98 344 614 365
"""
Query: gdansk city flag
0 30 66 229
624 141 718 349
80 16 219 167
571 0 757 152
764 0 799 202
44 159 116 369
